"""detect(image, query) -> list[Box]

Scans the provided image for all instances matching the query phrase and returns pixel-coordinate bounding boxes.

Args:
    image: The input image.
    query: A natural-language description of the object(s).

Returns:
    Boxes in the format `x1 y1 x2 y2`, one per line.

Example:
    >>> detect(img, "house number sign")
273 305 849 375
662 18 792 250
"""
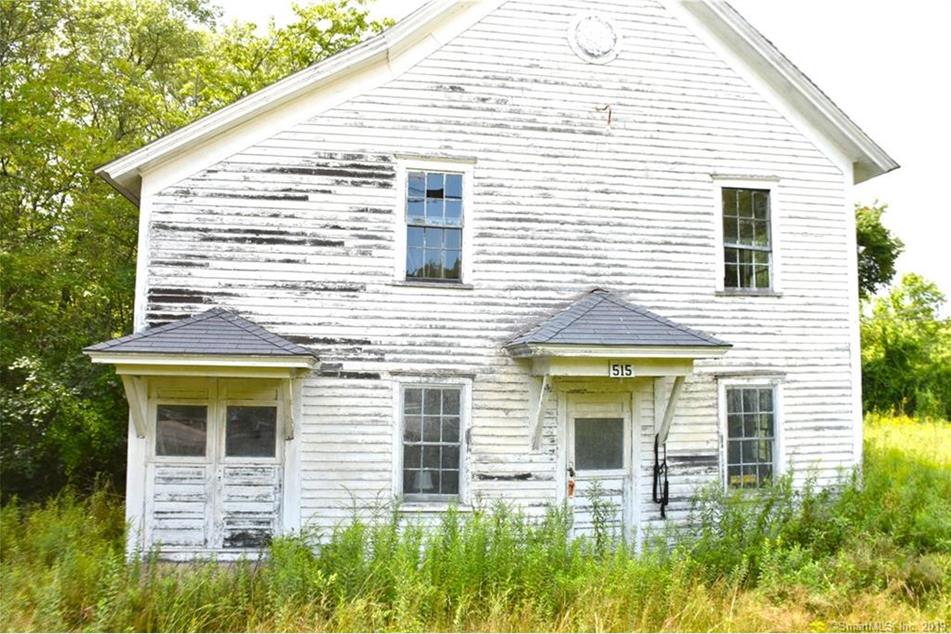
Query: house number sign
608 362 634 378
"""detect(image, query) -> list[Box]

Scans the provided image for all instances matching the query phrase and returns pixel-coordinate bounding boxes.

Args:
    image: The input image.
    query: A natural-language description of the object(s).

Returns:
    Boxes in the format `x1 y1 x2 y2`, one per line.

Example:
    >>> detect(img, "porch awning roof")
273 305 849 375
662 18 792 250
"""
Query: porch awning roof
506 289 730 359
84 308 317 370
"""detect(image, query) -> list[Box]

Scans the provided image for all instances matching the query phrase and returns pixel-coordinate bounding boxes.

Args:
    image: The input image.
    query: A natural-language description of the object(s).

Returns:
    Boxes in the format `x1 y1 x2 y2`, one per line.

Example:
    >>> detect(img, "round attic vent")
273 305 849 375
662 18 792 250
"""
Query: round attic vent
568 14 620 64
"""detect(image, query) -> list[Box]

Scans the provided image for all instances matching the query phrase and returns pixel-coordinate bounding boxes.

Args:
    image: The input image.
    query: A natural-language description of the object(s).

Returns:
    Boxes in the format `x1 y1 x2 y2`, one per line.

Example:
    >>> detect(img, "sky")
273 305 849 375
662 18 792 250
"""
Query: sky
219 0 950 309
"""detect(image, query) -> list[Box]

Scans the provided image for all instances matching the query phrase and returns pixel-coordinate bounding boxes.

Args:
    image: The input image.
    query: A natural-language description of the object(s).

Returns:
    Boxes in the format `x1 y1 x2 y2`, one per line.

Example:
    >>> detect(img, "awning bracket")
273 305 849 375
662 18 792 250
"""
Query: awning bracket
530 374 550 450
120 375 148 438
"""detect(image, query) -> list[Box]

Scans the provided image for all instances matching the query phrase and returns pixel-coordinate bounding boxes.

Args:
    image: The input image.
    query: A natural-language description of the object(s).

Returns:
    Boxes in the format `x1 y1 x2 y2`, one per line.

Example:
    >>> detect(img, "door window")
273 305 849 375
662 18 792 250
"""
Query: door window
574 417 624 470
225 405 278 458
155 404 207 456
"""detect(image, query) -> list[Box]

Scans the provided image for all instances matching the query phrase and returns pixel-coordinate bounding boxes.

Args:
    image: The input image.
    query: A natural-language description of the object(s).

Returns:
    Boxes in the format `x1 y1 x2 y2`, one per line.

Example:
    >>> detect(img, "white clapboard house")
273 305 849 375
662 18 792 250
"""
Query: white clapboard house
86 0 897 559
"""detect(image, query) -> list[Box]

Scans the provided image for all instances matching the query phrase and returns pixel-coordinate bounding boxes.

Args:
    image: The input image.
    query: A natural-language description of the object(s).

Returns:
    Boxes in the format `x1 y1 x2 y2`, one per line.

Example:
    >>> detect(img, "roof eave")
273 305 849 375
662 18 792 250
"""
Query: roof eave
94 0 472 206
86 350 317 369
506 343 732 360
690 0 899 184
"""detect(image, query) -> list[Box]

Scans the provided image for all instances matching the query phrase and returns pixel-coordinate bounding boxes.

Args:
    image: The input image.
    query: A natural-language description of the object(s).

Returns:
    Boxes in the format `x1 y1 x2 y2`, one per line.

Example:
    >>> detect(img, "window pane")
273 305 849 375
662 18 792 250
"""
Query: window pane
445 200 462 225
728 465 742 487
738 264 753 288
426 172 444 198
724 264 739 289
723 216 738 243
407 199 424 222
426 198 443 222
407 226 424 249
404 444 421 470
737 189 752 217
727 414 743 438
722 188 737 216
758 464 773 485
574 418 624 470
441 470 459 495
759 389 773 412
422 445 440 469
445 173 462 199
406 247 424 278
423 249 442 278
753 190 769 220
727 440 740 465
404 388 422 415
424 389 442 415
754 266 770 289
442 388 460 415
727 389 742 415
743 389 758 412
156 405 207 456
225 406 277 458
403 416 421 442
753 221 770 247
408 172 425 198
444 250 462 280
743 414 758 437
441 445 459 469
739 220 754 244
423 417 441 442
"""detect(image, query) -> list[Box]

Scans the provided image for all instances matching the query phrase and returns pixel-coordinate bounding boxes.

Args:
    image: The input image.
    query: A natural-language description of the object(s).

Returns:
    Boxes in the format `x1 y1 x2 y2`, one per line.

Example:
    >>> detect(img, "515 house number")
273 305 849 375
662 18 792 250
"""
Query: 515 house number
609 362 634 377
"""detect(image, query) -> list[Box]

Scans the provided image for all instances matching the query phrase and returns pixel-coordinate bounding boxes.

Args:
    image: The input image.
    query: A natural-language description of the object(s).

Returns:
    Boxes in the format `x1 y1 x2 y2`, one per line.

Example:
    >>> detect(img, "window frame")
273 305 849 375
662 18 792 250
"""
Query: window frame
712 177 782 295
393 156 475 286
717 377 784 490
392 377 471 505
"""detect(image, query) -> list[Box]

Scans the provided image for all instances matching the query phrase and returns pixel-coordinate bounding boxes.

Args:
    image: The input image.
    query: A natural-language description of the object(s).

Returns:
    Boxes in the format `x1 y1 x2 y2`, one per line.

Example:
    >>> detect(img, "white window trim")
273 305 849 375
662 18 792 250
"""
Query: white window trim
392 376 472 506
393 156 476 285
717 377 785 490
712 176 782 294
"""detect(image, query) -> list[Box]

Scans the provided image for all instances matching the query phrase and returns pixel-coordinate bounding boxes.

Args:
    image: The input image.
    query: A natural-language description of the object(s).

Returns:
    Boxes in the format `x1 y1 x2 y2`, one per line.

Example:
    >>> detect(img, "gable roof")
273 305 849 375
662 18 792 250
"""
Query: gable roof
97 0 896 205
506 289 730 352
84 308 316 358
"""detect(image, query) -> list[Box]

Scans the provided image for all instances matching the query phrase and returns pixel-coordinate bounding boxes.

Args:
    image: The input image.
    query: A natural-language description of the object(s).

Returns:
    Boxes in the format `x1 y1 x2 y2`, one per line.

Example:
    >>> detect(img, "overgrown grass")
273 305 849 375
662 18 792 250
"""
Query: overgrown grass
2 416 949 632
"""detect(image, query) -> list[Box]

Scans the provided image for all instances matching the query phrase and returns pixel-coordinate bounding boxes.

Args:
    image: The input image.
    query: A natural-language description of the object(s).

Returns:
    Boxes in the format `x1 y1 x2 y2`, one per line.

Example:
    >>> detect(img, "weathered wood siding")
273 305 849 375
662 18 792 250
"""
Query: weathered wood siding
140 0 858 538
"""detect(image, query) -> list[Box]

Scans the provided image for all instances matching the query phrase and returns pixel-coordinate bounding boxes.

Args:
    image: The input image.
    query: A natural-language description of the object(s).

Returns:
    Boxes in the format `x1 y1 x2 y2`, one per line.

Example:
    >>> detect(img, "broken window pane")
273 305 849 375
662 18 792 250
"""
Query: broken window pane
405 170 465 281
156 405 207 457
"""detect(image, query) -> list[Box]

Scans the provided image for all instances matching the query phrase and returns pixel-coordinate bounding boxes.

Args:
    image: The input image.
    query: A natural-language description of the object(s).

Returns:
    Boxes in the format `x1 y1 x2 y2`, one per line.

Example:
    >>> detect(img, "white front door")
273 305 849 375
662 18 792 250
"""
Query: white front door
145 378 283 553
566 392 633 538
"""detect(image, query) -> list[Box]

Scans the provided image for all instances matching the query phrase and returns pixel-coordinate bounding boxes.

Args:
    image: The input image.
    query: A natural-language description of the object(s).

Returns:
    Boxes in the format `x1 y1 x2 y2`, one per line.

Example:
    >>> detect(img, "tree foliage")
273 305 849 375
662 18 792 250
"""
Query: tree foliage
861 274 951 419
0 0 389 500
855 203 904 299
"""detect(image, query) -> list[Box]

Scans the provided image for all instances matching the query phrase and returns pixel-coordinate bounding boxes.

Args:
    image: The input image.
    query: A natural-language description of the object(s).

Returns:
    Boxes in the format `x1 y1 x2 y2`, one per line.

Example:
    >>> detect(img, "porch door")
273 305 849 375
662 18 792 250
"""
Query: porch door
566 393 632 538
146 379 283 553
215 396 283 550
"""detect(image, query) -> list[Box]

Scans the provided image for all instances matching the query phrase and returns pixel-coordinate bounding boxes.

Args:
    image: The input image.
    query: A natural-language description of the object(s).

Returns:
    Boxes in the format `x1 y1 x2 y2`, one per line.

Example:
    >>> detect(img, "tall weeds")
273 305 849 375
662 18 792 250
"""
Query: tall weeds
2 417 949 631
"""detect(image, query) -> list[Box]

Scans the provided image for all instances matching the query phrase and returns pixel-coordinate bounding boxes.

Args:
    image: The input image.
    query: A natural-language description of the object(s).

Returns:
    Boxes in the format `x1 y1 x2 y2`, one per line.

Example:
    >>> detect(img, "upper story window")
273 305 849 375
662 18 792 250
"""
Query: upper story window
722 187 772 290
725 386 776 488
405 171 464 282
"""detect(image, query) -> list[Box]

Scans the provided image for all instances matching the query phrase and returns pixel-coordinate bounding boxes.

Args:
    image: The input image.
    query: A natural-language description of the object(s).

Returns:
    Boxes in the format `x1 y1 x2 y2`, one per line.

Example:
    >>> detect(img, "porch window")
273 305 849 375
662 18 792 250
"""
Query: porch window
155 404 207 456
401 386 462 498
725 386 775 488
722 187 772 290
405 171 463 282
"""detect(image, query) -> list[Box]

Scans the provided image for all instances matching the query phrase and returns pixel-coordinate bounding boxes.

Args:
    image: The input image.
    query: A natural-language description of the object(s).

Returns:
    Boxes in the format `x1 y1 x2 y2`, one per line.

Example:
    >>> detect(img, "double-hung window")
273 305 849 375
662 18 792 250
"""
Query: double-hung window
725 386 776 488
722 187 772 290
405 171 464 282
401 385 463 500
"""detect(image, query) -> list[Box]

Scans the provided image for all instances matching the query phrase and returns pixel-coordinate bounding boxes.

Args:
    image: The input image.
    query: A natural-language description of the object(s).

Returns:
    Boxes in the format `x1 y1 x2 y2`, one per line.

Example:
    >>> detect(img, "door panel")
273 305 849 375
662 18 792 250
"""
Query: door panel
147 463 212 549
567 394 632 537
218 464 282 549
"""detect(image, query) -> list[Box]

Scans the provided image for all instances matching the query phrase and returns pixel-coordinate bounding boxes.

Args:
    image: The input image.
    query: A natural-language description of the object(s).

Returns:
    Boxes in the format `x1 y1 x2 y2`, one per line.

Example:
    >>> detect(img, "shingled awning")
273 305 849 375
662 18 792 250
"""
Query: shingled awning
506 288 730 358
507 289 731 449
85 309 316 439
85 308 316 363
